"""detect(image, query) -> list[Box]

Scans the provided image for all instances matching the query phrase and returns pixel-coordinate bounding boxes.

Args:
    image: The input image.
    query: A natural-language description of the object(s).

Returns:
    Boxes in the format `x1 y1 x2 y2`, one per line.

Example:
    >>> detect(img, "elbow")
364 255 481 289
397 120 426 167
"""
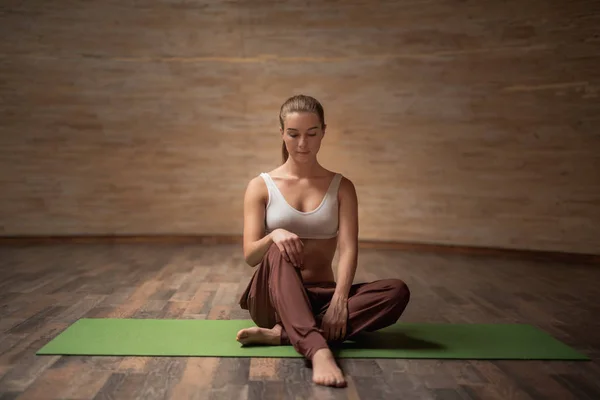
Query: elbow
244 249 265 267
243 250 257 267
243 250 252 267
242 243 251 266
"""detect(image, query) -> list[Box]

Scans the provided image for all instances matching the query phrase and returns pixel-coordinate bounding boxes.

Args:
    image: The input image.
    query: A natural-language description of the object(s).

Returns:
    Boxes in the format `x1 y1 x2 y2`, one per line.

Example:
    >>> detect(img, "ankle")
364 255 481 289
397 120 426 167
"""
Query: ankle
311 347 332 361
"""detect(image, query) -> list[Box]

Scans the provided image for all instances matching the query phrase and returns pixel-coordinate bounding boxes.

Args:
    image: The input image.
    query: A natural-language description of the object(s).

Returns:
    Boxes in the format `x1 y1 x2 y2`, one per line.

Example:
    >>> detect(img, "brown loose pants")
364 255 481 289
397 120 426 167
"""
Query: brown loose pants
239 243 411 360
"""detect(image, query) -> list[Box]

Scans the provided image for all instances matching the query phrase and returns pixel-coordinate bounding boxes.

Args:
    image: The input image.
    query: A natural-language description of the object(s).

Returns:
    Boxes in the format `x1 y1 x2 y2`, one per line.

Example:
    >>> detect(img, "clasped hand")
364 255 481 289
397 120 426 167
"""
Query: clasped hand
271 228 304 269
321 299 348 342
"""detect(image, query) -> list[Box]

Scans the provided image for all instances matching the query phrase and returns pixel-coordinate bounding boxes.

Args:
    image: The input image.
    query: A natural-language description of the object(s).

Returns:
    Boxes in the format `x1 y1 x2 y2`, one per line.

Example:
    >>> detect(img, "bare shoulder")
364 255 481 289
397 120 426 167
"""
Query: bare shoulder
338 174 357 201
245 174 268 203
337 173 359 249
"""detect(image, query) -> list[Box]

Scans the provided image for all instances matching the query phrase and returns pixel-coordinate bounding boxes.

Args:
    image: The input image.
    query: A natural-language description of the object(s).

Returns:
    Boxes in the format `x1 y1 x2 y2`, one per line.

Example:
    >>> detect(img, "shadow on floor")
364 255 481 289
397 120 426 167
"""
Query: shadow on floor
332 331 446 351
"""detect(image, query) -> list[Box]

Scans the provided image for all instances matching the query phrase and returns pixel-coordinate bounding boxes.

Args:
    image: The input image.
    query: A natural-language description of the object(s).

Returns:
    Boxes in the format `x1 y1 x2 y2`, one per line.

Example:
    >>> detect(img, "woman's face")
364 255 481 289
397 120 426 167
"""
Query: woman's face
281 112 326 161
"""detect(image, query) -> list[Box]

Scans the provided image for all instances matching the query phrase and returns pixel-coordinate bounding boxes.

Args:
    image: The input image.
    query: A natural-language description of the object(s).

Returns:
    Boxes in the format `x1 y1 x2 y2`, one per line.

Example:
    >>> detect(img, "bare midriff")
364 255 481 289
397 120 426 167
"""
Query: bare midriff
298 236 338 284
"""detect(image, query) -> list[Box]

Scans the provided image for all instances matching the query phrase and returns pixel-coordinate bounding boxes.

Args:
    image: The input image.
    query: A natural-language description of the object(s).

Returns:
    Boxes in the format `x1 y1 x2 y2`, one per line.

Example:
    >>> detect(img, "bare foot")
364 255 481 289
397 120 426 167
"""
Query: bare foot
311 348 347 388
236 324 282 346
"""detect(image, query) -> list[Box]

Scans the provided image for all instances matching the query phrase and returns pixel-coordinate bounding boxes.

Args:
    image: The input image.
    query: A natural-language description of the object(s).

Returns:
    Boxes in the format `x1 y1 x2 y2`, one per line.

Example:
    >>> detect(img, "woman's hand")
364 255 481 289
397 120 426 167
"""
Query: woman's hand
270 228 304 269
321 298 348 342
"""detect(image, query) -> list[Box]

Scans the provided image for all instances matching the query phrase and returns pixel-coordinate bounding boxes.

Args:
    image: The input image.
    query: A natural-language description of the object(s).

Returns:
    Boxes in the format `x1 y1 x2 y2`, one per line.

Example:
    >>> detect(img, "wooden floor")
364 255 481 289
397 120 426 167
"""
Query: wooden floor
0 243 598 400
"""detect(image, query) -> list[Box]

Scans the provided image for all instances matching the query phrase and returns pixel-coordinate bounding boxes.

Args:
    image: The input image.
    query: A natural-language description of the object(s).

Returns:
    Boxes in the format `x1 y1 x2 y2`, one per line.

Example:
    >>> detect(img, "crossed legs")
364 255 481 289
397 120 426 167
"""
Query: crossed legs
237 243 410 387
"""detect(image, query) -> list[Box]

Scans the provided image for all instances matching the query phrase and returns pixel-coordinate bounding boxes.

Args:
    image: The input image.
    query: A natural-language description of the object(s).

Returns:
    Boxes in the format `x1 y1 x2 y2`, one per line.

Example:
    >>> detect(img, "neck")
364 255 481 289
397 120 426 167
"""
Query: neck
283 158 321 178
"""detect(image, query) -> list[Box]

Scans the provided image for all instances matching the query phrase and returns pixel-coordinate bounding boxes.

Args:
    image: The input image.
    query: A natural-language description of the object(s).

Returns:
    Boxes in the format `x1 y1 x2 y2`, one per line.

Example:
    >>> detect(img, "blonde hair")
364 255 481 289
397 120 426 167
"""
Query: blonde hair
278 95 325 163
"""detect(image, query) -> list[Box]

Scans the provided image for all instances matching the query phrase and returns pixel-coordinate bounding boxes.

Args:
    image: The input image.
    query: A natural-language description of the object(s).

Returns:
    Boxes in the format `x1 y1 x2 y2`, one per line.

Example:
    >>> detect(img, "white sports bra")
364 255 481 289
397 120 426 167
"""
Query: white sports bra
260 172 343 239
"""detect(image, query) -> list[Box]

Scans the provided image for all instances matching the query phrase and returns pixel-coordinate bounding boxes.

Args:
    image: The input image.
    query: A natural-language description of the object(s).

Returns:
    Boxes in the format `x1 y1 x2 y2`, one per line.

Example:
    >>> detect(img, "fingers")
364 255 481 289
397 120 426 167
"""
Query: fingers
293 240 304 267
334 324 343 341
282 240 303 268
324 323 333 341
330 325 338 342
331 323 347 342
323 322 344 342
278 242 300 267
273 230 304 268
326 327 333 341
284 242 300 268
292 239 304 268
276 244 291 264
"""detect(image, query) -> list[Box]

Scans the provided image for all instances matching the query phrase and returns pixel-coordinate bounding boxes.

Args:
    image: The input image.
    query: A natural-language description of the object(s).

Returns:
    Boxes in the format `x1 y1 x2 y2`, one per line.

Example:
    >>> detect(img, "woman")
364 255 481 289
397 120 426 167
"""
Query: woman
237 94 410 388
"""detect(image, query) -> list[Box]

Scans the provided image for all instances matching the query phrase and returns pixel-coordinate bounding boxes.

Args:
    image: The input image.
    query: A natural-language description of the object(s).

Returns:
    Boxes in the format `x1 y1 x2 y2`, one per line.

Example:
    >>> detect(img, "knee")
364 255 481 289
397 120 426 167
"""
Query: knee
387 279 410 309
265 242 283 258
266 243 294 267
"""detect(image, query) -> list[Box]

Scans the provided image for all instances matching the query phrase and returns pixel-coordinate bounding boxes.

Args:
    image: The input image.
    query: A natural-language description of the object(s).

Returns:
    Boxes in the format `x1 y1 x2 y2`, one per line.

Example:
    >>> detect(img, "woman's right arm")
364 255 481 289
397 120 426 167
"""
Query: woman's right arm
242 176 305 267
243 177 274 267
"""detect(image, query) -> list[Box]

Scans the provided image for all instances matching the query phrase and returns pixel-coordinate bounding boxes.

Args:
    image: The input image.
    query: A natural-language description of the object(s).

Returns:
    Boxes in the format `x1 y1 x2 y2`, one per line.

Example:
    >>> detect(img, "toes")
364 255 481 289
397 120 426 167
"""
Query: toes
313 376 327 386
333 374 343 387
313 374 338 387
323 376 334 386
236 329 250 344
331 376 345 387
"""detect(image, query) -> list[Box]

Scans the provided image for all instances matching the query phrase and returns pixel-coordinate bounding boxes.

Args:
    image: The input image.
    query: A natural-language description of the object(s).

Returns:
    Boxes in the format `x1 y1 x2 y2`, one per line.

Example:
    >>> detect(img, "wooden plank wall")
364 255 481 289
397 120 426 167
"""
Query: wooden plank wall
0 0 599 255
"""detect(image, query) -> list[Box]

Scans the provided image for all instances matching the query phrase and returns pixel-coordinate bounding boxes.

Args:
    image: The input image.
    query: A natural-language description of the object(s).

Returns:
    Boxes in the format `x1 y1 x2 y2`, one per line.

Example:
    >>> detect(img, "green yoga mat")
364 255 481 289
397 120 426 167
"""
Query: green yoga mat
36 318 589 360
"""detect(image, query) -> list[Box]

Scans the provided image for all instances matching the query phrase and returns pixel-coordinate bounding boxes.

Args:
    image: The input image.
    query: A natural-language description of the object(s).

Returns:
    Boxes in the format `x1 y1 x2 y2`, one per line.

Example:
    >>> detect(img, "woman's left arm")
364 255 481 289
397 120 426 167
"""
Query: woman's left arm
321 176 359 341
332 176 359 304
